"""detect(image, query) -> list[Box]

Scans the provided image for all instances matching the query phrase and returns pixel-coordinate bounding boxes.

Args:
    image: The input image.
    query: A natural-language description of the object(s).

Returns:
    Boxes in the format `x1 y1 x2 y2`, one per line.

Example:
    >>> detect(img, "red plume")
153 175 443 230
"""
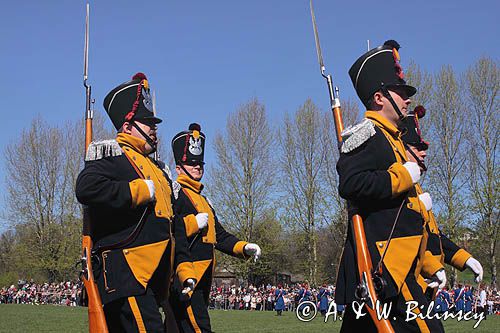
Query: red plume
414 105 426 118
132 72 147 81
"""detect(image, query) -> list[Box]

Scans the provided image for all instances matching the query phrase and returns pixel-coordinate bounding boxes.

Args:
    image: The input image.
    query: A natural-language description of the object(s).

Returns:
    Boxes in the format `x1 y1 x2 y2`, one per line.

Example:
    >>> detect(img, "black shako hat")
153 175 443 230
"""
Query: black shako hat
172 123 205 165
103 72 162 130
349 40 417 108
401 105 429 150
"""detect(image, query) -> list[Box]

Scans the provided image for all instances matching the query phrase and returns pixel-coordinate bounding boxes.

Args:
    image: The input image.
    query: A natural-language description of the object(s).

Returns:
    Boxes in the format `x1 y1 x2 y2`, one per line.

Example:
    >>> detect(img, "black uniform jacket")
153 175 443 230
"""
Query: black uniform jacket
76 133 195 304
173 174 248 290
335 111 434 304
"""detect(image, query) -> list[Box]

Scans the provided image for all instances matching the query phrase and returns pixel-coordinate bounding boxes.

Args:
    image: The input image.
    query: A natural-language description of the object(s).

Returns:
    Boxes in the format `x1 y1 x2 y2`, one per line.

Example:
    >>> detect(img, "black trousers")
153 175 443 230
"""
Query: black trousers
104 288 164 333
170 272 213 333
340 273 444 333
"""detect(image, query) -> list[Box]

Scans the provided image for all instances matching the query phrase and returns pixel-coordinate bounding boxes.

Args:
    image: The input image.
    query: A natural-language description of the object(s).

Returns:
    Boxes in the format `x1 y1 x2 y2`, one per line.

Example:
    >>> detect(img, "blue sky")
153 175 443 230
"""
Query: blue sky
0 1 498 231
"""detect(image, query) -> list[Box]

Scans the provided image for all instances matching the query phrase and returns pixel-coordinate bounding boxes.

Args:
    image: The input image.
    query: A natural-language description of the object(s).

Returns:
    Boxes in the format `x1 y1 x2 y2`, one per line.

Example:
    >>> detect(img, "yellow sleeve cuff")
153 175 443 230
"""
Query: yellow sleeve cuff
176 262 196 286
129 179 150 208
421 251 444 278
388 162 413 197
232 241 249 259
450 249 472 271
184 215 199 237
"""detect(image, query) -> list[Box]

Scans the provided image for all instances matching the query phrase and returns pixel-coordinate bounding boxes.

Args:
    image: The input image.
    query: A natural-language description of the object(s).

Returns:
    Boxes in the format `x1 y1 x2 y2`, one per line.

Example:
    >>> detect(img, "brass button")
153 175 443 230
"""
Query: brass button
132 156 136 160
139 165 143 170
378 243 384 248
146 175 150 179
157 210 162 215
124 250 129 254
408 203 413 208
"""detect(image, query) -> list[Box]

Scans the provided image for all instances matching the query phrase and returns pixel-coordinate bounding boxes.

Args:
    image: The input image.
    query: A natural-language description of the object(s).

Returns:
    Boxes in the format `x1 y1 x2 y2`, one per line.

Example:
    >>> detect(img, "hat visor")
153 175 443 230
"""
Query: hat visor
389 84 417 98
135 115 162 124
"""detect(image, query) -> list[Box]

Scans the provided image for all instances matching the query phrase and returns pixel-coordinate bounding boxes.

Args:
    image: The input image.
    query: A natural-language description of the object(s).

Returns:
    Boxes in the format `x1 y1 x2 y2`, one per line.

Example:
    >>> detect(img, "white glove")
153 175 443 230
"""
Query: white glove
418 192 433 211
425 269 447 289
181 278 196 295
195 213 209 230
465 257 483 283
144 179 155 201
403 161 421 184
244 243 261 262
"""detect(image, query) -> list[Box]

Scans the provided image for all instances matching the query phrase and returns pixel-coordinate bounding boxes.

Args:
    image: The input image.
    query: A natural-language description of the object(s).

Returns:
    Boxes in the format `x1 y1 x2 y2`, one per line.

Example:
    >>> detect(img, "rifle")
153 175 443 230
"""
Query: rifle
80 3 108 332
152 90 160 162
309 1 393 331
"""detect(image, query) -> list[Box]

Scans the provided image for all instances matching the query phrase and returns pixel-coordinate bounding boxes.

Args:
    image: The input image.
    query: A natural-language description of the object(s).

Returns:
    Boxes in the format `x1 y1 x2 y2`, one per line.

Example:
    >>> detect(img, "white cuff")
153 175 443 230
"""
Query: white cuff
403 161 421 184
418 192 432 211
144 179 155 200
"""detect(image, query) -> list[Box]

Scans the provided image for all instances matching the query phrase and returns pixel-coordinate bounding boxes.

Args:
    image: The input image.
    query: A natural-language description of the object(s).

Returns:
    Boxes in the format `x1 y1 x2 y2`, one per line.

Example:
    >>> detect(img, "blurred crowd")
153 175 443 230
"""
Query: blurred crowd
0 280 82 306
1 279 499 316
207 283 338 312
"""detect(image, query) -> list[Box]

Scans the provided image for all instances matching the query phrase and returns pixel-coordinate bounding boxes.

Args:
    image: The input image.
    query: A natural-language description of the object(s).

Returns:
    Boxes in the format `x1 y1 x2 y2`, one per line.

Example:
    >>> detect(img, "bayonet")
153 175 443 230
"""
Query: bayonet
152 90 160 161
83 3 93 153
309 0 343 148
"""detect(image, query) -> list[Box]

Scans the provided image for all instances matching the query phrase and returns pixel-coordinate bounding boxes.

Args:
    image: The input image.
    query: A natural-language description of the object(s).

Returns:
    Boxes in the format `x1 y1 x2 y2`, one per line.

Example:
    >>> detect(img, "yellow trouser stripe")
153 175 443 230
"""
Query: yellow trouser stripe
401 283 430 333
186 304 202 333
128 296 146 333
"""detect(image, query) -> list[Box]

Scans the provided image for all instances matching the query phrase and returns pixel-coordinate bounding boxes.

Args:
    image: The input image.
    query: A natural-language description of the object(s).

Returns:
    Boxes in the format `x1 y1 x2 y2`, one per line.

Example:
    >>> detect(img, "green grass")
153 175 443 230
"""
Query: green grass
0 304 498 332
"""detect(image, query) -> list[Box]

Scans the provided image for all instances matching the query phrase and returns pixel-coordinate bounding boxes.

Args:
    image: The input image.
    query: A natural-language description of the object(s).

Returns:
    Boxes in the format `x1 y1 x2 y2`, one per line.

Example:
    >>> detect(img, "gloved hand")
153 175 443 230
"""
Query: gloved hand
425 269 447 289
195 213 209 230
465 257 483 283
144 179 155 201
418 192 433 211
403 161 421 184
244 243 261 262
181 278 196 295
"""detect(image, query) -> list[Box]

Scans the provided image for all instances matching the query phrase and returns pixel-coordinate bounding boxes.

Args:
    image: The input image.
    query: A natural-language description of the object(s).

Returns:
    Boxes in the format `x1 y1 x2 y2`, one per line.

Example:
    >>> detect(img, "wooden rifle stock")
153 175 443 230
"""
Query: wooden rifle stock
80 3 108 332
352 216 395 333
81 233 108 332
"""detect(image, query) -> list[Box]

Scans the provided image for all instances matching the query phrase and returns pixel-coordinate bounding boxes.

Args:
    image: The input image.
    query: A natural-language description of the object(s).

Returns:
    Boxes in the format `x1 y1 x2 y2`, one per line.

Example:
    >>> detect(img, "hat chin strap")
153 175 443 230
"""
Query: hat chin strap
381 85 406 121
179 163 200 181
403 142 427 172
131 121 157 154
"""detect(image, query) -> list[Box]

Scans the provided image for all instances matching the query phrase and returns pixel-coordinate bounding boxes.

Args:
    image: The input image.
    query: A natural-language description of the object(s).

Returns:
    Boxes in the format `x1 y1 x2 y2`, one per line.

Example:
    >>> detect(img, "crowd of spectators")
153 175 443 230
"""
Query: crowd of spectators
1 279 499 316
0 280 82 306
207 283 336 312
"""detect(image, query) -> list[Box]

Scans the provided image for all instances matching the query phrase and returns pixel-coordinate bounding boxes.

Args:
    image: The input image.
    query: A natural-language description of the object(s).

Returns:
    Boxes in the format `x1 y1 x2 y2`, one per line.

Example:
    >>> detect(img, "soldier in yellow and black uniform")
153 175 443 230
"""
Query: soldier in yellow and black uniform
335 40 444 332
169 123 262 333
399 107 484 300
76 73 196 332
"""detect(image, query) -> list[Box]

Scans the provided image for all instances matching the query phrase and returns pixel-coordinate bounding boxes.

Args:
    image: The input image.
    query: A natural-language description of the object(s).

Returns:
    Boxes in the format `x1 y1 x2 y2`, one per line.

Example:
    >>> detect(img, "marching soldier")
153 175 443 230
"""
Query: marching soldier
399 107 484 300
335 40 444 332
169 123 262 333
76 73 196 332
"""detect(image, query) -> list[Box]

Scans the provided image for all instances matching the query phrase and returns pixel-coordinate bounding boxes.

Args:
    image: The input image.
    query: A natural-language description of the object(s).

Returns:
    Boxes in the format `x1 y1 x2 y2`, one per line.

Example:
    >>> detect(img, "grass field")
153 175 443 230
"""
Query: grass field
0 304 498 332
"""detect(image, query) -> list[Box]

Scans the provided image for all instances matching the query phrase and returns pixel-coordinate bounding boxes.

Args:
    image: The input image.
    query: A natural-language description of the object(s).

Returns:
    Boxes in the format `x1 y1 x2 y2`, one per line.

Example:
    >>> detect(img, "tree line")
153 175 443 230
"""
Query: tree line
0 57 497 289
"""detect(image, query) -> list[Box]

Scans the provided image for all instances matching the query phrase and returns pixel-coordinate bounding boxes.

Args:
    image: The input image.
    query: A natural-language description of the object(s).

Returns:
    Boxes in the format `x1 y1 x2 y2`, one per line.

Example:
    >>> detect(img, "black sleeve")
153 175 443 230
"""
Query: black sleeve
214 215 242 257
173 194 193 266
75 158 132 210
440 230 461 264
337 137 393 202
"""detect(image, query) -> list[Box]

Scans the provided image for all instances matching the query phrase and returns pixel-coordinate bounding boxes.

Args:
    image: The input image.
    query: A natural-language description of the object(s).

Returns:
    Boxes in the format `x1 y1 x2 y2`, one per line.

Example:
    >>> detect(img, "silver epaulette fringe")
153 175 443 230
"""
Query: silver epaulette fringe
340 118 376 153
85 139 123 161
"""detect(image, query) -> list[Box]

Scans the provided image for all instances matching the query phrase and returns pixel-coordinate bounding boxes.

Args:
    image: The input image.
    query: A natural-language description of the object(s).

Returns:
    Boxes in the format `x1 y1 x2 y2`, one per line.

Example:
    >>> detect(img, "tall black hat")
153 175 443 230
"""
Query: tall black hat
103 73 162 130
172 123 205 165
349 40 416 108
401 105 429 150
